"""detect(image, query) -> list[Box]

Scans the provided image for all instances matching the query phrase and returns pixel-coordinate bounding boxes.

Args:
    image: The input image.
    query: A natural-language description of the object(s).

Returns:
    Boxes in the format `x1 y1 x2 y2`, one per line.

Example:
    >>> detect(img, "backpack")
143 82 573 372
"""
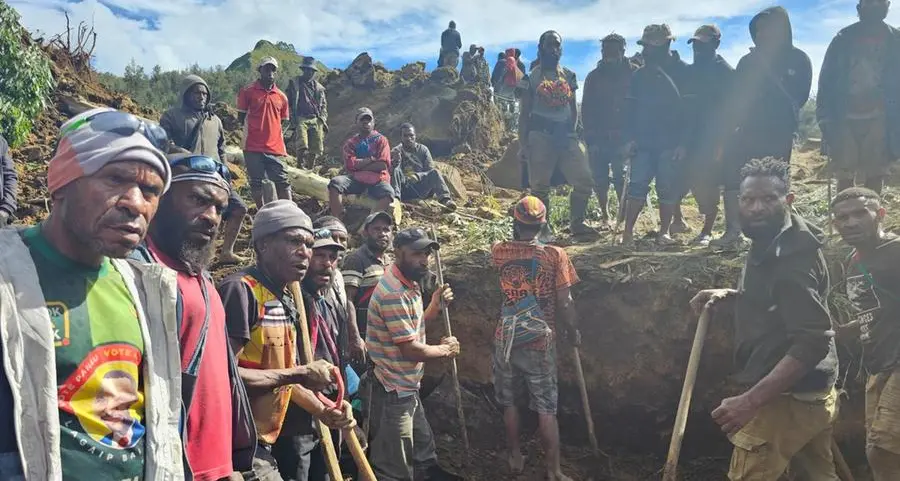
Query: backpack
496 251 552 361
504 57 524 87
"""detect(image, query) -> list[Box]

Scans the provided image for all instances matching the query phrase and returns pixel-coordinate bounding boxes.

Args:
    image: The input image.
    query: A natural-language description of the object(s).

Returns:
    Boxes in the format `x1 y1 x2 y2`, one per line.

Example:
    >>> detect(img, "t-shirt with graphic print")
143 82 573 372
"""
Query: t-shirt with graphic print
21 225 145 481
219 266 300 444
491 240 579 350
845 235 900 373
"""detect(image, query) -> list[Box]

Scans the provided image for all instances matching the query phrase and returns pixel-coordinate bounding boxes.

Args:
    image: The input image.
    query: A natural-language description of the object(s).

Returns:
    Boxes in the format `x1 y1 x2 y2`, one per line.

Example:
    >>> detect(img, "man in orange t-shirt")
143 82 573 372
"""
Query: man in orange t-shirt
237 56 291 208
490 196 581 481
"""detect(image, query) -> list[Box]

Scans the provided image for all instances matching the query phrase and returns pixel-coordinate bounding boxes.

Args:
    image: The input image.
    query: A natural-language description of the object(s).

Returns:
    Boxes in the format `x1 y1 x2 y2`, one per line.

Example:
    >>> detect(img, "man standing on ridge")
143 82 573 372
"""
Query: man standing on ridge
713 7 812 248
582 33 636 229
287 57 329 171
161 74 248 264
518 30 596 238
237 57 292 209
692 158 838 480
439 21 462 69
831 187 900 480
818 0 900 194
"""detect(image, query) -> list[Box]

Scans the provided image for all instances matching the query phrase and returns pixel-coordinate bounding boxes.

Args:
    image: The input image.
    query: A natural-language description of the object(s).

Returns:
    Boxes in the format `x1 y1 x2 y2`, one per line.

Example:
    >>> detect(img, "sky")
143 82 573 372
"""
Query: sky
11 0 900 98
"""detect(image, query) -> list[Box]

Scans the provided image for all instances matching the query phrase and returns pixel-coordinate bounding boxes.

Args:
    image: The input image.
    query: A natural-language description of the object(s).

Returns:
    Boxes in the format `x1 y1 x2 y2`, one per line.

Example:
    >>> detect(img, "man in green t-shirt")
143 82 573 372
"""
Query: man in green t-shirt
0 108 185 481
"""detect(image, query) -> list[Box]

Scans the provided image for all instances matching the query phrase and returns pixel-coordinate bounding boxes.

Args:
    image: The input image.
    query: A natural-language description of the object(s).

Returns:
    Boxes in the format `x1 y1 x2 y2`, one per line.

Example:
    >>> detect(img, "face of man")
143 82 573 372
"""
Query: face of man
301 68 318 83
152 180 228 272
601 42 625 63
308 247 340 290
57 160 164 259
396 246 431 281
754 15 790 51
258 227 314 284
358 115 374 136
833 197 885 247
186 83 209 111
859 0 890 23
401 127 417 149
739 176 793 240
642 42 671 64
259 64 277 84
692 40 718 62
365 218 392 252
95 373 138 437
540 33 563 65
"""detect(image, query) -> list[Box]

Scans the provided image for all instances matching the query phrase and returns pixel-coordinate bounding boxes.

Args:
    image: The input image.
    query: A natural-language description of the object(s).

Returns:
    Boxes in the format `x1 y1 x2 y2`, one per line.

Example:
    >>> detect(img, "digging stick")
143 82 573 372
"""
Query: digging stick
430 227 471 455
289 282 377 481
572 346 599 455
663 305 712 481
832 438 856 481
827 173 834 237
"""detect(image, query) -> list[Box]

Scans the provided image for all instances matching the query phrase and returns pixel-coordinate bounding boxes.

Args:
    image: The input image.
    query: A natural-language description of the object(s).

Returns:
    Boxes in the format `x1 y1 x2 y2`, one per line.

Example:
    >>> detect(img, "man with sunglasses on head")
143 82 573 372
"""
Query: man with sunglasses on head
0 107 184 480
238 57 293 209
161 74 248 264
130 152 256 481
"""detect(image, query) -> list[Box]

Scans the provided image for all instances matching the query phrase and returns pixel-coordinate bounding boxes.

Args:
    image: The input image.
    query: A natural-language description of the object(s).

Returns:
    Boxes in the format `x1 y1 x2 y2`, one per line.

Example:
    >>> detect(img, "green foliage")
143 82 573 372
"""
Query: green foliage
798 96 821 141
0 3 55 146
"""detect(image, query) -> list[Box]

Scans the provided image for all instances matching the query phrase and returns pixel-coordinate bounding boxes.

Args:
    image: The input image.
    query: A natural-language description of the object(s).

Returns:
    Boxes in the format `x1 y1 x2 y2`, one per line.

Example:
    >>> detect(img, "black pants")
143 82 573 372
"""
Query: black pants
399 170 451 202
272 433 338 481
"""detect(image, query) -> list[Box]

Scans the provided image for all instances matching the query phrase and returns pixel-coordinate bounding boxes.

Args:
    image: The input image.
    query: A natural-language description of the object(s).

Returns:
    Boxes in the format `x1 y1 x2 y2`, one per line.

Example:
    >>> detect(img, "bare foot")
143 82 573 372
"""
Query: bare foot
219 251 246 265
509 452 524 474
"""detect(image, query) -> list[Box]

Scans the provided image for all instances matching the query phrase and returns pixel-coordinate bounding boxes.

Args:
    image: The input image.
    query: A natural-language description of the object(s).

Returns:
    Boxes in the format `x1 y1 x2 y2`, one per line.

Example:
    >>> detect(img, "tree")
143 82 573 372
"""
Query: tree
0 2 55 146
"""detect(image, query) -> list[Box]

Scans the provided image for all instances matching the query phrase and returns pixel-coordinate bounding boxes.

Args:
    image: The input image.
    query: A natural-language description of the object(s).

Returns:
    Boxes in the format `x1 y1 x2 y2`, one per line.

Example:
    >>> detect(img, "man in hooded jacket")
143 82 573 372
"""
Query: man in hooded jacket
160 75 248 264
713 6 812 248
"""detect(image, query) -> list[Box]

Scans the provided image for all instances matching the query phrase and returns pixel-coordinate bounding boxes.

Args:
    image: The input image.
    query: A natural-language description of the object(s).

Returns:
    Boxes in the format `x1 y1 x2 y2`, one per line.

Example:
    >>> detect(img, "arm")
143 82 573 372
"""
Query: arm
817 35 841 131
345 297 364 355
236 87 248 126
556 286 577 335
236 363 313 391
518 77 532 144
359 136 391 172
0 138 17 217
568 71 579 133
397 339 453 362
217 118 227 162
581 72 597 143
343 138 361 172
793 51 814 111
319 86 328 125
421 145 434 171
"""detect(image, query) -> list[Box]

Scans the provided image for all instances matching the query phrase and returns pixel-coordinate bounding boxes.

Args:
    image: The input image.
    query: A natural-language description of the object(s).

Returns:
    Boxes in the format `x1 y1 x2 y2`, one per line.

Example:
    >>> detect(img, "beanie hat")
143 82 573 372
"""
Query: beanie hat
252 200 313 243
513 196 547 225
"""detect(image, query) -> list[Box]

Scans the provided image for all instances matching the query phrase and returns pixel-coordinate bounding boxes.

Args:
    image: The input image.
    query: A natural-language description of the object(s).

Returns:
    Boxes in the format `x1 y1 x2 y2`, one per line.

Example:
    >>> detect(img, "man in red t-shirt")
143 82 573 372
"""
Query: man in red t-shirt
137 153 257 480
237 56 292 209
327 107 395 218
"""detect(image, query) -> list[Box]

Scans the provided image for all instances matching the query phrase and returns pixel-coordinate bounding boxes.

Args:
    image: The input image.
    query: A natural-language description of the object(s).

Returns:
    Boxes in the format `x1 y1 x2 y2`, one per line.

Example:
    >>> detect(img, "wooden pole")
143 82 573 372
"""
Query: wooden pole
572 347 599 455
430 227 471 455
289 282 377 481
663 306 712 481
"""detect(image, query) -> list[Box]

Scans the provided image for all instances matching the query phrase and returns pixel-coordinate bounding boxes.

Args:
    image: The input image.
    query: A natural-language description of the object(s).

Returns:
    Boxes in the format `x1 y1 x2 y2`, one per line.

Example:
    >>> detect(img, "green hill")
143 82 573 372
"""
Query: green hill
226 40 329 79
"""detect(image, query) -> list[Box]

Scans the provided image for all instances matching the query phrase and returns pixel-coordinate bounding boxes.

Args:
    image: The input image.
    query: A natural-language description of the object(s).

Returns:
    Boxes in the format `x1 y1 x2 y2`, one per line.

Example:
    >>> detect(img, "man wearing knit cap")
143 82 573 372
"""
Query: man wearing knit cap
219 200 353 481
130 152 255 480
0 107 185 480
491 196 580 481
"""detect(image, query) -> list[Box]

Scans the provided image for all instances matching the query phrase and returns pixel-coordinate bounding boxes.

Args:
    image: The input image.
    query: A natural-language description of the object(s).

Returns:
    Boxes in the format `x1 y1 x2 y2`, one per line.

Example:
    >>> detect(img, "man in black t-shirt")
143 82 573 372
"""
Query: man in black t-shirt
832 186 900 479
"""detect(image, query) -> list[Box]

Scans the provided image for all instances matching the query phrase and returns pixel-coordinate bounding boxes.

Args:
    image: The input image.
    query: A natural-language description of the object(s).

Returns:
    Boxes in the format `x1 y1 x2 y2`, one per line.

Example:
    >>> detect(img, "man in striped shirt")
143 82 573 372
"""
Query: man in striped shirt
366 228 462 481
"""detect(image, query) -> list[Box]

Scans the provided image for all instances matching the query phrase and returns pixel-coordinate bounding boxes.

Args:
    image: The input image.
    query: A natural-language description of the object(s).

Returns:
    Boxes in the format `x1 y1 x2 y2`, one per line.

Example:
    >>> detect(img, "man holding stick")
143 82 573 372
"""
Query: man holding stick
691 158 838 480
366 228 462 481
491 196 580 481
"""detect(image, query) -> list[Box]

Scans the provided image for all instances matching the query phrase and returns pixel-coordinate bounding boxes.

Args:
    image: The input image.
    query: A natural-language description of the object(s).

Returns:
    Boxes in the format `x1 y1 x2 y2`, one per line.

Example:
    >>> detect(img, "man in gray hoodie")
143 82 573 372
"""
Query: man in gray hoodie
161 75 248 264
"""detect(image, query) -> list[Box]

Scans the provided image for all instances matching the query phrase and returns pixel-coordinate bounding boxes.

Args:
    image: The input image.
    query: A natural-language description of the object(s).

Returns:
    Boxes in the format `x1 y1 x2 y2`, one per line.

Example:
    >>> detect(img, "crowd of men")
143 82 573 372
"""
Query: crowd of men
0 1 900 481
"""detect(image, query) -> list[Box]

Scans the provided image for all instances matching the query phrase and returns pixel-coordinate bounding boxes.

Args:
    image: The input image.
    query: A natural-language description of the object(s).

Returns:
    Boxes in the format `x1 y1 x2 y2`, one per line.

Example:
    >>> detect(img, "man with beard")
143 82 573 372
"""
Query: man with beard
219 201 354 481
0 107 184 480
367 228 461 481
286 58 328 170
132 152 257 480
831 187 900 479
518 31 596 237
582 33 637 228
676 25 735 246
391 123 456 210
819 0 900 194
621 24 691 246
713 7 812 248
161 74 247 264
343 211 393 341
691 158 838 480
238 57 292 208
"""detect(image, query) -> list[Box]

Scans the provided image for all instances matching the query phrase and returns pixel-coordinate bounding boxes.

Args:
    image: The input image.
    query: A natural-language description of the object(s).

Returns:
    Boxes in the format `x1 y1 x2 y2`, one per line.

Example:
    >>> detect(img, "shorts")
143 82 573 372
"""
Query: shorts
242 443 285 481
727 389 837 480
588 140 627 195
328 175 395 200
493 343 558 415
293 117 325 156
830 116 892 181
627 147 678 205
684 148 722 216
866 369 900 455
244 151 290 188
223 188 248 220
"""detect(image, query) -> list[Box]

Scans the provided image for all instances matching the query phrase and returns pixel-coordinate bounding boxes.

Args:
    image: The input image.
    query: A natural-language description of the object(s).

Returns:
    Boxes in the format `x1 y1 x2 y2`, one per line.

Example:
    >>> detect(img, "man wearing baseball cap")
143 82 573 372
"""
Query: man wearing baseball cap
286 57 329 170
675 24 735 246
328 107 395 219
343 211 393 342
219 200 352 481
622 24 691 246
0 107 185 480
366 227 462 481
491 196 580 481
237 56 292 209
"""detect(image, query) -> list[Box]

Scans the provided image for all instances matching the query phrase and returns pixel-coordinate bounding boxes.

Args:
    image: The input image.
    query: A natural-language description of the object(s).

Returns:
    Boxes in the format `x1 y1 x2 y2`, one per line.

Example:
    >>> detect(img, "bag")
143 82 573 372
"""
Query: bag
497 254 552 362
504 57 524 87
